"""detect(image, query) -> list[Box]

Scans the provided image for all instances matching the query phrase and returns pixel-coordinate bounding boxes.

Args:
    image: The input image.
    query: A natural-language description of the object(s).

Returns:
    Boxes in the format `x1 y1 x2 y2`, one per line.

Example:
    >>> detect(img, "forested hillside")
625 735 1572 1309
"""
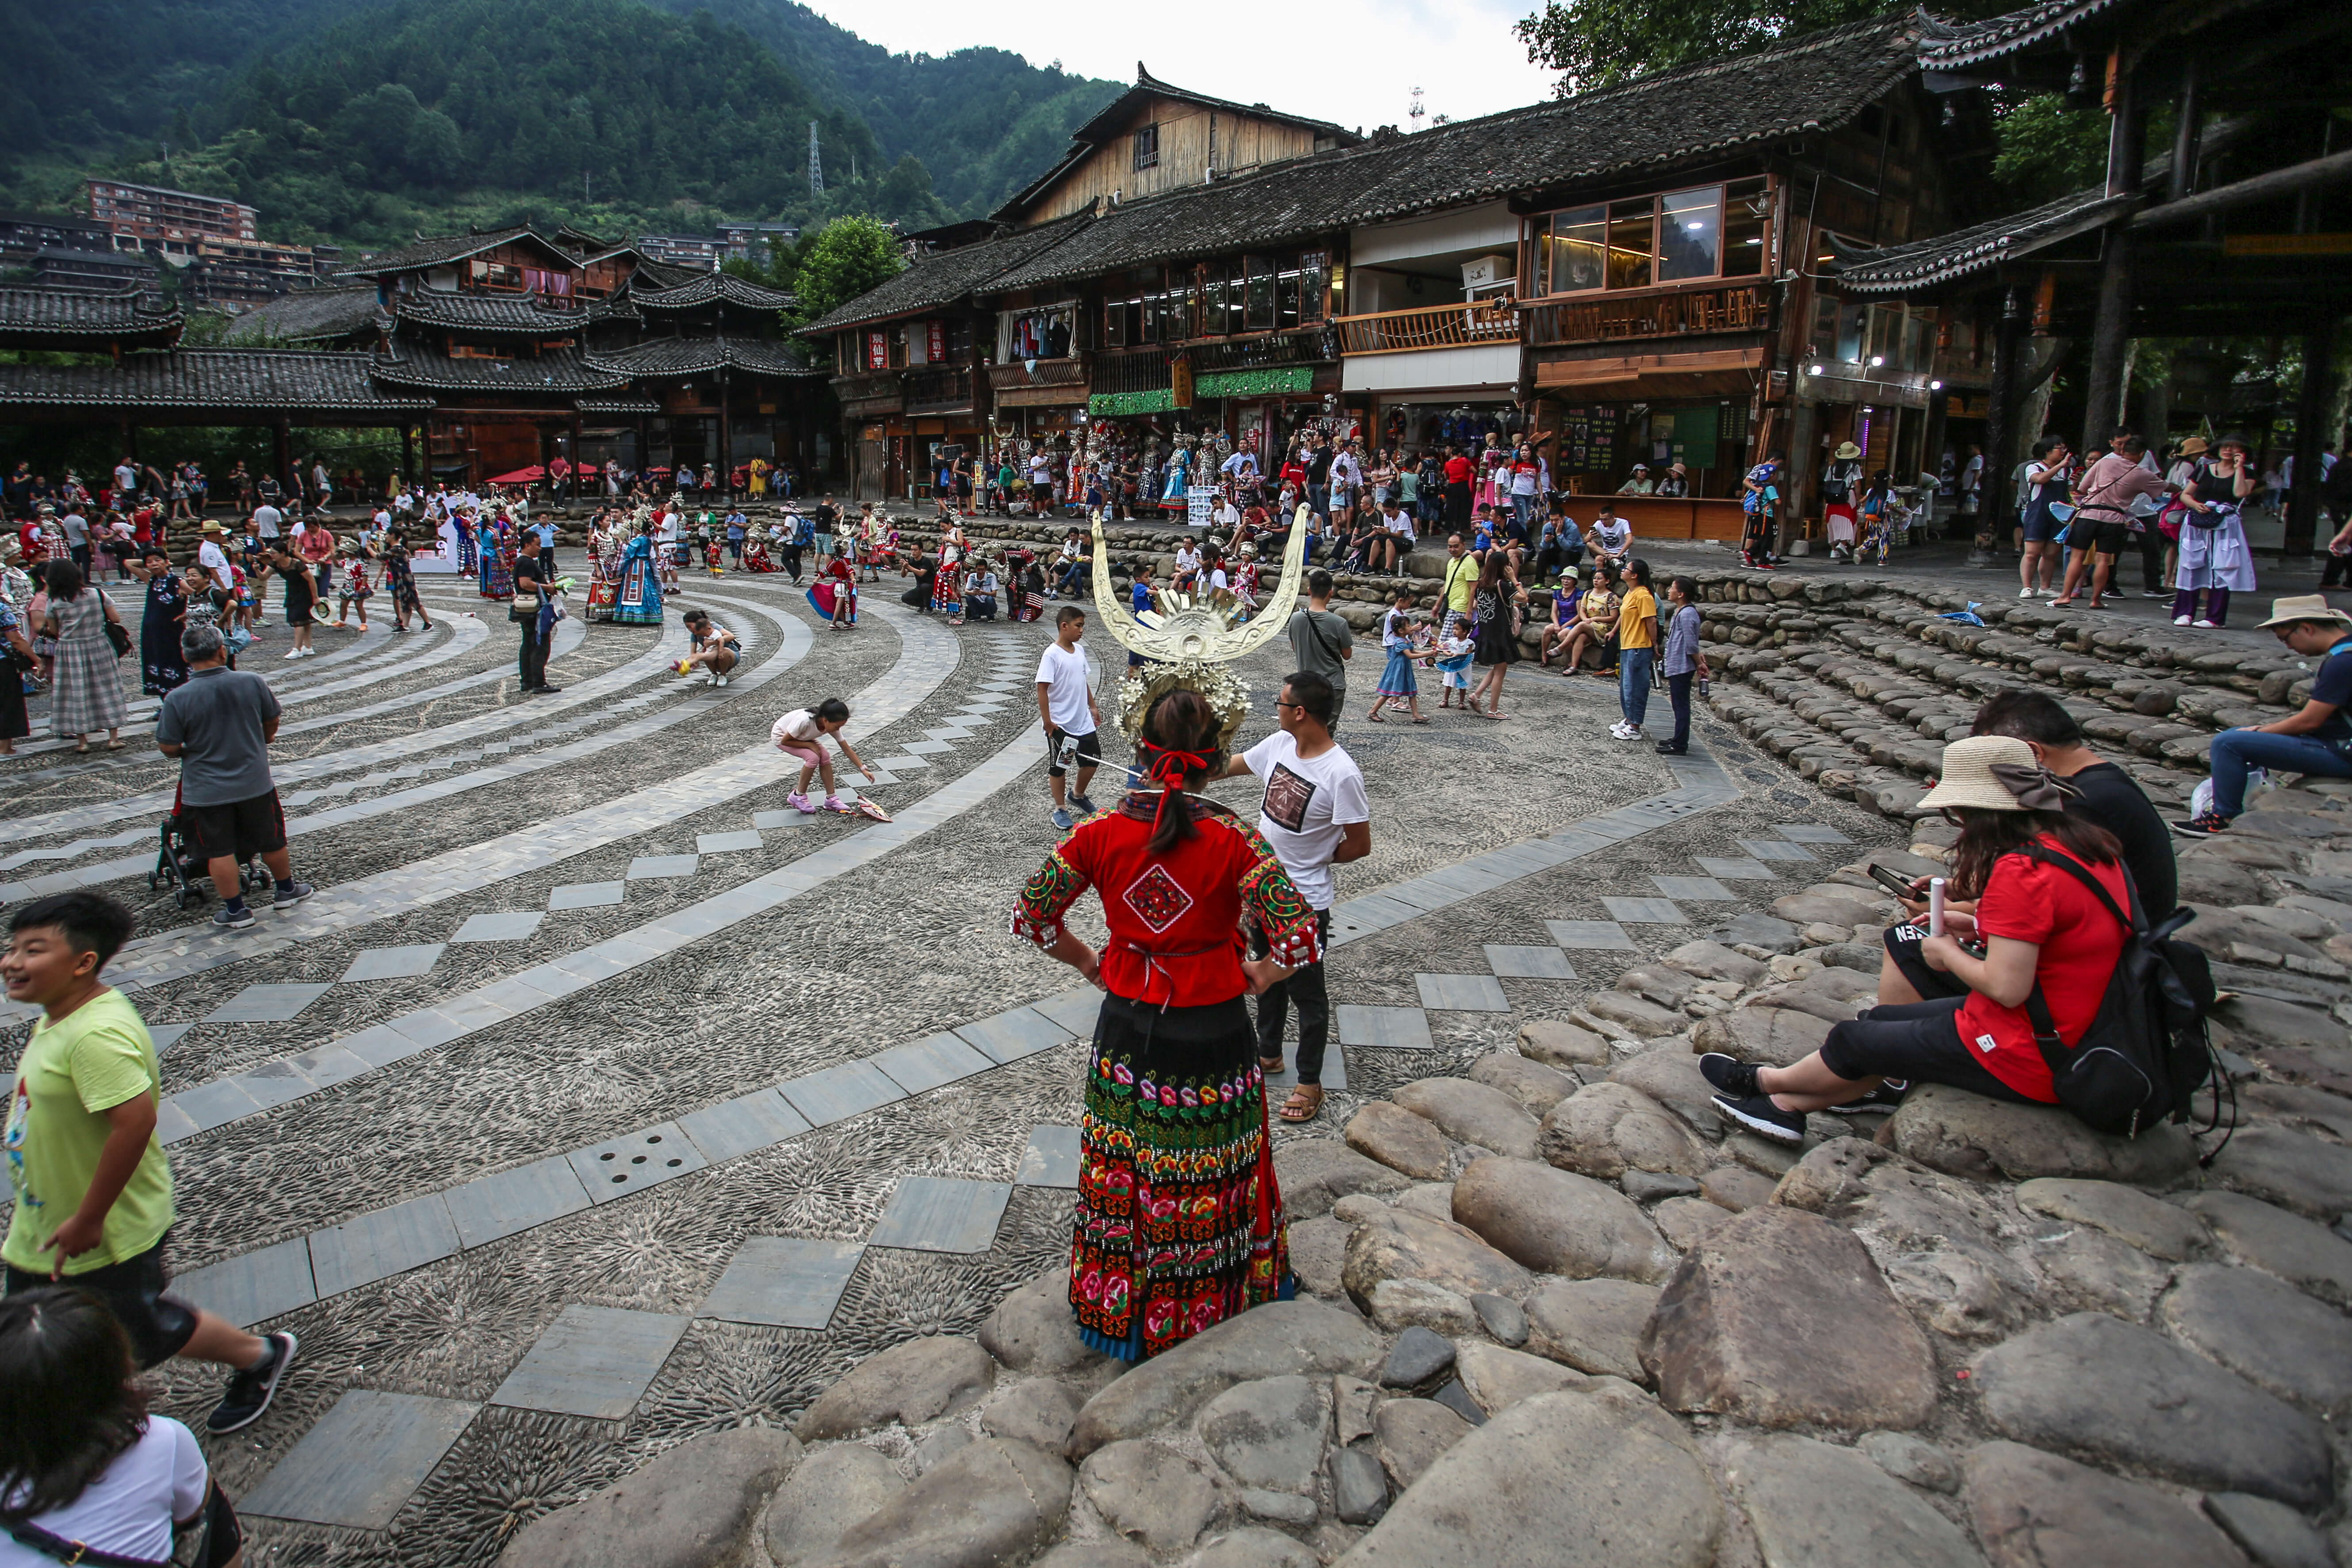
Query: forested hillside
0 0 1118 246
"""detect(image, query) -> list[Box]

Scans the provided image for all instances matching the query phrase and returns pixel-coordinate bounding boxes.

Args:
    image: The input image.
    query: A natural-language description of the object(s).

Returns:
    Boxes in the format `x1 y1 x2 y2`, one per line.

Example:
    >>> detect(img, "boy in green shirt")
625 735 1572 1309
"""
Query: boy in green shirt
3 892 296 1433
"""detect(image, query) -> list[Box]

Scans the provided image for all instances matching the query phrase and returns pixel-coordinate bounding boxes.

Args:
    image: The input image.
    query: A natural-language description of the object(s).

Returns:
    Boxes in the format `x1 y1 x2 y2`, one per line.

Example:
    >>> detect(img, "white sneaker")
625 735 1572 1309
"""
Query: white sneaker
2039 588 2060 598
2173 615 2192 626
2017 585 2034 598
282 647 303 660
2192 619 2219 629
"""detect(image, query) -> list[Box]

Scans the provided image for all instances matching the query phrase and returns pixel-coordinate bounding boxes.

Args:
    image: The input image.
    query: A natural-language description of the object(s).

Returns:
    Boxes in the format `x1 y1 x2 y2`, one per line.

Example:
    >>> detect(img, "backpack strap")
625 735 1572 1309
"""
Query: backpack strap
6 1518 171 1568
2015 844 2140 1074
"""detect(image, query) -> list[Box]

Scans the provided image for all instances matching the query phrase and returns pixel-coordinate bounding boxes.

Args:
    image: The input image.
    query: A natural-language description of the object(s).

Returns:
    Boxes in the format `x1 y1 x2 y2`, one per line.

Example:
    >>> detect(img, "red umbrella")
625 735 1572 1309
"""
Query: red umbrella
487 465 547 484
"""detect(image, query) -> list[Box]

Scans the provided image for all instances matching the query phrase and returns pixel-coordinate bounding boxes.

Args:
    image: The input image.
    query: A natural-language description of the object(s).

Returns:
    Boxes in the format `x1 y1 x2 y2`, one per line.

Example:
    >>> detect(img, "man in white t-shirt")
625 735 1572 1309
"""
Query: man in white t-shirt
251 501 282 543
1036 604 1102 831
194 520 234 595
1224 670 1370 1121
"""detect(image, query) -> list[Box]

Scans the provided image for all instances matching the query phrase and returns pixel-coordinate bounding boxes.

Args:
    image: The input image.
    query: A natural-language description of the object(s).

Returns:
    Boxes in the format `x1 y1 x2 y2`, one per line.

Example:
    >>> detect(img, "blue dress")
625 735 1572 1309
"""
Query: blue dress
613 533 663 625
140 574 188 696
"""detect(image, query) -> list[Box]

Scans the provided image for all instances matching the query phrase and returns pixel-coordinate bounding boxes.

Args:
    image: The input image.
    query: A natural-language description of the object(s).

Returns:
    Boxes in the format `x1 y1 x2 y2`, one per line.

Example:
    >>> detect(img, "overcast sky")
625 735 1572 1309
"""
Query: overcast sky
799 0 1563 133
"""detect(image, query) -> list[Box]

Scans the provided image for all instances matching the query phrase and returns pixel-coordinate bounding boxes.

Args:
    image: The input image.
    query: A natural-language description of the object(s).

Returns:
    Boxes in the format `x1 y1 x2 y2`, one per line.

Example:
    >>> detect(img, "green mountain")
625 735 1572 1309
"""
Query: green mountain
0 0 1118 248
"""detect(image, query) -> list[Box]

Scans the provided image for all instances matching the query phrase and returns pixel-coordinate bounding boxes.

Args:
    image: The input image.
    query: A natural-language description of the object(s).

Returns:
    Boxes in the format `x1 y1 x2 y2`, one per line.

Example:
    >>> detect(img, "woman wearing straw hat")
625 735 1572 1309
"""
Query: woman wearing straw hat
1821 441 1865 563
1700 734 2133 1144
2173 595 2352 837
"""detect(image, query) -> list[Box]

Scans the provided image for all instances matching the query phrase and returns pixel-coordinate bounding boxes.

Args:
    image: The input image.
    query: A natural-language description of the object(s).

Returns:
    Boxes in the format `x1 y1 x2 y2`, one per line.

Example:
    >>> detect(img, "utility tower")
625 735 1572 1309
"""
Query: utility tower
808 122 824 195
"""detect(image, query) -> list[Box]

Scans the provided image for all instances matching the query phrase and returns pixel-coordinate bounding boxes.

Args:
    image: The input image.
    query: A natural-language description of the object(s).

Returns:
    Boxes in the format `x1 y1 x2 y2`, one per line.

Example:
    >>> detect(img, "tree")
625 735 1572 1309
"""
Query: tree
403 109 464 186
790 214 902 329
1987 92 2112 203
1514 0 1883 91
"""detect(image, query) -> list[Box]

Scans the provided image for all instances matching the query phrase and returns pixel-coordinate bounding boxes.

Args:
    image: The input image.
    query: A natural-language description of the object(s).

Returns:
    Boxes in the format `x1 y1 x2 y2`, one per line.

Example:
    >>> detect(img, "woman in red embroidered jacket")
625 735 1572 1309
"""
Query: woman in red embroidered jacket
1011 688 1322 1361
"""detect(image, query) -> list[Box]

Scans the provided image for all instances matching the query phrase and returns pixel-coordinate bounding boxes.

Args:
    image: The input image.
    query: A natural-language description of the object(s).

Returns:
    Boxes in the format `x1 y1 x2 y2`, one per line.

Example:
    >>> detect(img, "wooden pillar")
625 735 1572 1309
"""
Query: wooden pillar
570 415 583 505
2286 317 2336 557
718 369 733 499
2081 65 2145 456
2166 56 2200 203
272 417 292 501
400 423 414 487
1977 286 2025 561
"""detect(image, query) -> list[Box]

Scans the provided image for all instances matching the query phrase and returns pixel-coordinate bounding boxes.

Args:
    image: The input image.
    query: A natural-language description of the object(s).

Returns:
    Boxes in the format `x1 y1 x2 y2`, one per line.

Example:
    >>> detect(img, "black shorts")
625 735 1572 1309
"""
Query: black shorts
2064 516 2130 556
1047 726 1102 778
1882 922 1969 1002
1818 995 2044 1105
183 789 287 862
5 1240 199 1368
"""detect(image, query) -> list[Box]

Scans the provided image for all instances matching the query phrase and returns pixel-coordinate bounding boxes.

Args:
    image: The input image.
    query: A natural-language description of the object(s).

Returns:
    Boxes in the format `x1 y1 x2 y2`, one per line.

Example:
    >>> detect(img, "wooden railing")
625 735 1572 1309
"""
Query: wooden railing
1526 283 1770 348
1335 300 1520 356
987 356 1089 393
1094 346 1176 397
903 364 975 412
1191 326 1337 373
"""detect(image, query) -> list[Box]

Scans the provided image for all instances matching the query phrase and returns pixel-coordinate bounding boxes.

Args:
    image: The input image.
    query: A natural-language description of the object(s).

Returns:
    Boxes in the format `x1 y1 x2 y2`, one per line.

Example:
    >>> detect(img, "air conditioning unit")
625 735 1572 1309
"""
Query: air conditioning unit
1461 254 1514 291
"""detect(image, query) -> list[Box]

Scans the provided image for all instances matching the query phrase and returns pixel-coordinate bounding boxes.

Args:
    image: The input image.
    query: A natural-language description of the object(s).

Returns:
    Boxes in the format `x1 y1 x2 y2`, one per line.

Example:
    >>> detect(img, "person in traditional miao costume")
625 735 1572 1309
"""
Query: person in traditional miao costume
933 524 968 620
1010 685 1316 1361
807 551 858 630
859 506 889 582
612 522 664 626
742 531 777 573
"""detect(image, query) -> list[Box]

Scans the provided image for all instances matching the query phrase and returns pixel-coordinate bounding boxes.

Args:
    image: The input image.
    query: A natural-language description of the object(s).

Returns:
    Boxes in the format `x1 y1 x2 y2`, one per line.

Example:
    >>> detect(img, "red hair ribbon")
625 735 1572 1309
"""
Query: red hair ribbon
1143 745 1214 835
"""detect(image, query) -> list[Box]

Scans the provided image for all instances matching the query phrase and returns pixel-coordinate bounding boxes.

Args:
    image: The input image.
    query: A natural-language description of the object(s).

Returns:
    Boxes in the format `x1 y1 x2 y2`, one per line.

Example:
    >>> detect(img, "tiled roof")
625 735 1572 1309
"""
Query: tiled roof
0 350 433 412
585 336 819 378
336 226 574 278
371 342 629 393
391 287 618 333
0 283 182 345
799 212 1094 334
1916 0 2131 71
629 272 795 312
1077 65 1358 149
227 283 384 345
575 395 662 415
990 14 1924 293
1831 186 2131 293
629 256 705 291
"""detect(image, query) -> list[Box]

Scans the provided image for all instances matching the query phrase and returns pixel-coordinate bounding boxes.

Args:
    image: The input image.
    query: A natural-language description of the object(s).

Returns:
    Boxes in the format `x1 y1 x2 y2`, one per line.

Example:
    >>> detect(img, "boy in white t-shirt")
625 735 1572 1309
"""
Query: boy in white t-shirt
1035 605 1101 831
1221 671 1370 1123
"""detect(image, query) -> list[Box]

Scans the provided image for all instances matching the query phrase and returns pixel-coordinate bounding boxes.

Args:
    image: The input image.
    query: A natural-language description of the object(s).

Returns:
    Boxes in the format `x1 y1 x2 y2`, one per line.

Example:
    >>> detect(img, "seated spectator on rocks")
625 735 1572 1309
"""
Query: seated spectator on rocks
0 1286 241 1565
2174 594 2352 838
1564 561 1622 677
1702 735 2133 1143
1538 569 1583 669
1969 688 2175 917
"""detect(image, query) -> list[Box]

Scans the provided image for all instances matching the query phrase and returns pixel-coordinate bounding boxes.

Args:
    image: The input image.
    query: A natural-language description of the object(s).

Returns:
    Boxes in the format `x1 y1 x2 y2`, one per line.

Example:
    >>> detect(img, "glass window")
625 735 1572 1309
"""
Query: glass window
1539 204 1606 295
1134 125 1159 171
1866 305 1902 367
1901 308 1934 373
1277 255 1301 330
1606 197 1654 291
1810 292 1838 359
1658 186 1722 282
1102 291 1127 348
1723 177 1769 277
1299 252 1329 323
1244 254 1276 331
1835 301 1865 363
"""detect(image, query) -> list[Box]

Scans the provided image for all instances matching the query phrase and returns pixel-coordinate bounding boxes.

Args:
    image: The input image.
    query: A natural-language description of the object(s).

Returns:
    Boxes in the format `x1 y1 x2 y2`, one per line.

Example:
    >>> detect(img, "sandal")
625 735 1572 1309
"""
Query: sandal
1278 1086 1324 1123
1365 712 1386 723
1258 1055 1287 1075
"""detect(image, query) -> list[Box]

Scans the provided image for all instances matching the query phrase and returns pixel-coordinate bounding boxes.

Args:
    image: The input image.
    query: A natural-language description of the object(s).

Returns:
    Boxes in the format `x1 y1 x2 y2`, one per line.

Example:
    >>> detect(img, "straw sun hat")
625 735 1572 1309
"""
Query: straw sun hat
1916 734 2071 813
2256 594 2352 630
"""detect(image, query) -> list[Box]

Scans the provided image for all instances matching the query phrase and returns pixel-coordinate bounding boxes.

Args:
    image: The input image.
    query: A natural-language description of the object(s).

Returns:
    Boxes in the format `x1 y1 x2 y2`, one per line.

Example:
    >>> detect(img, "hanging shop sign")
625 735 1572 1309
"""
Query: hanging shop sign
1194 366 1316 399
1170 353 1195 409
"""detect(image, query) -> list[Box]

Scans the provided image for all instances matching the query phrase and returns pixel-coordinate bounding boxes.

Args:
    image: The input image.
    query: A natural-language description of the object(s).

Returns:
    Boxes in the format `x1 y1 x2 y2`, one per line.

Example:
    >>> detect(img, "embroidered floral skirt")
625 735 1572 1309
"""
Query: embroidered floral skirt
1071 993 1292 1361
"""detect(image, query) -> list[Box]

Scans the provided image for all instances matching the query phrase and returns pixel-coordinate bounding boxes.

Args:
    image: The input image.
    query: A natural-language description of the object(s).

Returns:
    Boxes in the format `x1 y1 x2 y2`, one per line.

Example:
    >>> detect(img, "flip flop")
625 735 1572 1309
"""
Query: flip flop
1411 716 1432 724
1365 713 1386 723
852 799 893 822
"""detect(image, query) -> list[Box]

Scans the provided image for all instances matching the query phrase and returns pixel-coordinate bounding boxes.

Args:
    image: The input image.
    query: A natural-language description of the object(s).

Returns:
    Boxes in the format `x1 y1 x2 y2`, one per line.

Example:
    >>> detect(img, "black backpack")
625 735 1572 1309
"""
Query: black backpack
2020 847 2219 1140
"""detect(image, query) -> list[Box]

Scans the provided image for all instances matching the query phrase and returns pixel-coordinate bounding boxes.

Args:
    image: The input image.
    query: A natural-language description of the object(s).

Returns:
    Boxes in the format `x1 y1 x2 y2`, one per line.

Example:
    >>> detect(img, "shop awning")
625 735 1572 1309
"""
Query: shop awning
1535 346 1763 401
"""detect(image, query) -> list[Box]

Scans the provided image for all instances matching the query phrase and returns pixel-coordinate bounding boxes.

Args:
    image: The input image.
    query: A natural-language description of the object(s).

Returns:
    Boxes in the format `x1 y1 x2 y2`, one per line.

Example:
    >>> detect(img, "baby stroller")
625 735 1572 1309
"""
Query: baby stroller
148 792 270 911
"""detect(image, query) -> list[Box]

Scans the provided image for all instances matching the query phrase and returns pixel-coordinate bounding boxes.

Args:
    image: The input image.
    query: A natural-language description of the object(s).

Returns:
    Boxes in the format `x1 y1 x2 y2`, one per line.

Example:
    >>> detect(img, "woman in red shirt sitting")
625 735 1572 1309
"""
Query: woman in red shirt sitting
1702 734 2132 1143
1011 688 1322 1361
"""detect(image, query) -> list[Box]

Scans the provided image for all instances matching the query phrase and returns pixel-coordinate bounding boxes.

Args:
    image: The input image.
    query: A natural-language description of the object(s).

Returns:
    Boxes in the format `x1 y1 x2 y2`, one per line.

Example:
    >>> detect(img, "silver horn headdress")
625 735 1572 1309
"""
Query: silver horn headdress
1089 504 1312 748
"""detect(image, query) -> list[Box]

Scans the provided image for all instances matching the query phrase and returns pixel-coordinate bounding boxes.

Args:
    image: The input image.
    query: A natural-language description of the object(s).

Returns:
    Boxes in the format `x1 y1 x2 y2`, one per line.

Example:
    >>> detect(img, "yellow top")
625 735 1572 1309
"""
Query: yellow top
1617 585 1658 650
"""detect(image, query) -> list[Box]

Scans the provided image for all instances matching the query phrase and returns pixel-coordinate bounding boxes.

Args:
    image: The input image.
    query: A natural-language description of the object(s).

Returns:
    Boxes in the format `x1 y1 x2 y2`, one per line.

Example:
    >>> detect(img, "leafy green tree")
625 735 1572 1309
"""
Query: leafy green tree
1987 92 2111 202
403 109 464 184
791 215 902 328
1514 0 1886 90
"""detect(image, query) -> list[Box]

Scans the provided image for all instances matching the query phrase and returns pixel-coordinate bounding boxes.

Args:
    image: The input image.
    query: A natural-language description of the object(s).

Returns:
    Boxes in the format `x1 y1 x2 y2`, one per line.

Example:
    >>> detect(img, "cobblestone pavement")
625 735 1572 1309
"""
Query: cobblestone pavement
0 567 1899 1565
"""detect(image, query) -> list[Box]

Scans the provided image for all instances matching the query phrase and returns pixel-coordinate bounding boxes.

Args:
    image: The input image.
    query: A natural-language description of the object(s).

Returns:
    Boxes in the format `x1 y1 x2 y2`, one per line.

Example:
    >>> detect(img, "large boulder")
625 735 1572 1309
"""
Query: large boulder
1452 1341 1591 1416
1660 941 1767 987
1641 1205 1937 1430
1342 1204 1537 1304
2158 1263 2352 1414
1888 1082 2196 1184
1517 1018 1611 1067
1606 1048 1725 1136
766 1445 906 1567
1964 1441 2253 1568
1345 1102 1451 1179
979 1270 1117 1377
1197 1375 1330 1495
1582 992 1687 1039
1690 1006 1833 1068
1721 1434 1982 1568
1393 1078 1542 1160
1467 1052 1578 1115
1274 1140 1411 1219
1971 1312 2331 1507
1523 1279 1660 1383
500 1427 799 1568
803 1437 1074 1568
795 1337 997 1441
1070 1301 1383 1457
1450 1157 1675 1283
2015 1178 2210 1261
1333 1388 1721 1568
1539 1083 1712 1181
1078 1441 1221 1556
1373 1396 1473 1492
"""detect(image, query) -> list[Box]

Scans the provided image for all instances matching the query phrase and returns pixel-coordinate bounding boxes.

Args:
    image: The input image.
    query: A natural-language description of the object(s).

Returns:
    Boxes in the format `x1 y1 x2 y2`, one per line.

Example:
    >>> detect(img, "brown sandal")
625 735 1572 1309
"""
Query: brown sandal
1278 1086 1324 1122
1258 1055 1287 1076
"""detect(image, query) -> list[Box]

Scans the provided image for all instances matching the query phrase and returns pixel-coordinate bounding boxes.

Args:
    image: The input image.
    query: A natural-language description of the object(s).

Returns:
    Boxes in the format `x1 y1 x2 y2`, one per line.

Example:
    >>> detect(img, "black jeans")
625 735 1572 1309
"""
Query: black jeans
1252 908 1332 1085
519 618 548 689
780 543 803 581
2136 528 2167 592
1667 670 1694 750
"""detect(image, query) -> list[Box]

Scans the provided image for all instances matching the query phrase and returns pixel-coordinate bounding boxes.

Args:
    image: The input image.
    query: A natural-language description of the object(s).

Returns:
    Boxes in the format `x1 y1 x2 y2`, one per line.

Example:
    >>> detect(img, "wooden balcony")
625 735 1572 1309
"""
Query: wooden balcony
1335 299 1520 356
1526 283 1770 348
1094 346 1175 397
987 356 1088 392
830 368 903 416
903 364 975 414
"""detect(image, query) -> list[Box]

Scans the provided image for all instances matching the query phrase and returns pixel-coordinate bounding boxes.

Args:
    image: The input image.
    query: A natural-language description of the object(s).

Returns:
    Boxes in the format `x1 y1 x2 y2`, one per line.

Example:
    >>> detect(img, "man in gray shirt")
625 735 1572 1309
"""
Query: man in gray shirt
1285 569 1354 732
154 624 313 929
60 506 90 576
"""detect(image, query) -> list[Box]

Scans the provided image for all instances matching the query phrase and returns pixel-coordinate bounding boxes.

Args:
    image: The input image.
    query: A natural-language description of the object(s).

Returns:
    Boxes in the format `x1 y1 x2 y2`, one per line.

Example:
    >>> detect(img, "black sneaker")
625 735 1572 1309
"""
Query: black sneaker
2170 812 2230 838
207 1331 297 1434
1713 1092 1808 1145
1698 1053 1763 1098
1823 1081 1908 1114
272 881 314 911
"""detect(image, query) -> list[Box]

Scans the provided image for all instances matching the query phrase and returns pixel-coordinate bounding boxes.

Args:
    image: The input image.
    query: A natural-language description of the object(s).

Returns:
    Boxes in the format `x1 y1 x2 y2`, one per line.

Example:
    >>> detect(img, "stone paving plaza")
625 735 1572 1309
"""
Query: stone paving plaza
0 564 1844 1562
